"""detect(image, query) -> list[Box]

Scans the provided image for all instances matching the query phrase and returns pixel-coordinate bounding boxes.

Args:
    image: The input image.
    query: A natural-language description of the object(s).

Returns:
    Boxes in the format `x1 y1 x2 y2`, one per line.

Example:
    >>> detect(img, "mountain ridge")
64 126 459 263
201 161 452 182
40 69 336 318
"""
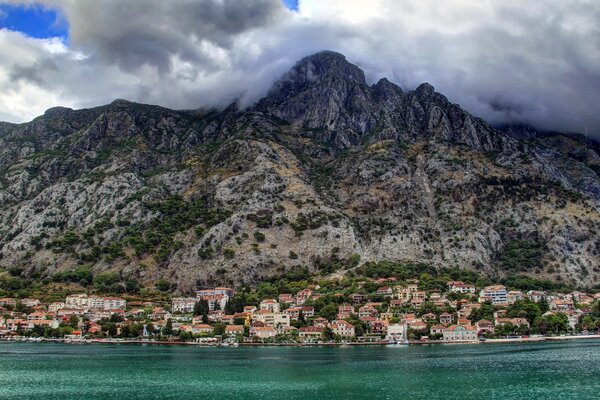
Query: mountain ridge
0 51 598 293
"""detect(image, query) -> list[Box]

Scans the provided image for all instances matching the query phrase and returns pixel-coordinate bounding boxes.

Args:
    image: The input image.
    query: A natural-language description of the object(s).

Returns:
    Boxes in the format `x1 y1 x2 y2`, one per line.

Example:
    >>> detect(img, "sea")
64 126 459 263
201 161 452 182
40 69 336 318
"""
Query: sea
0 340 598 399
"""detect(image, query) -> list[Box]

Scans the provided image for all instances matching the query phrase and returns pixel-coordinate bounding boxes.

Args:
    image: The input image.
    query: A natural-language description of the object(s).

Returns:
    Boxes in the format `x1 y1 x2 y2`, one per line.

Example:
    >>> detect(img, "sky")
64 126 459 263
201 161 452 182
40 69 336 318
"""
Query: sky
0 0 599 137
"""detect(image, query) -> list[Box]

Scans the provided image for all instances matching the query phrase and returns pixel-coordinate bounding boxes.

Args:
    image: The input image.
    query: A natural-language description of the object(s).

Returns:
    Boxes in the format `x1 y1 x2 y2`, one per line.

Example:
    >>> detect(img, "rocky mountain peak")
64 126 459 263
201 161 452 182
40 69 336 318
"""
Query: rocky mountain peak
0 51 598 292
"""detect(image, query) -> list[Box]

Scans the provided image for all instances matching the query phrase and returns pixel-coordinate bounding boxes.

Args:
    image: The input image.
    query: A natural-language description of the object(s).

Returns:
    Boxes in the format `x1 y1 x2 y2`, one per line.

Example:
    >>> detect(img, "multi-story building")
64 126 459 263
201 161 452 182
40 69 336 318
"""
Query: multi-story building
252 311 290 328
48 302 65 312
331 320 355 338
479 285 507 305
172 298 197 313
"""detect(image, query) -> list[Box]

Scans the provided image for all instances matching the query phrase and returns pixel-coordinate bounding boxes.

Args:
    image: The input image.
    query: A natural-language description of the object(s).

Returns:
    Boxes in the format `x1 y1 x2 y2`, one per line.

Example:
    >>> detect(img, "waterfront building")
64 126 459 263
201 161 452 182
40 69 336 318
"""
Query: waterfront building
443 325 478 341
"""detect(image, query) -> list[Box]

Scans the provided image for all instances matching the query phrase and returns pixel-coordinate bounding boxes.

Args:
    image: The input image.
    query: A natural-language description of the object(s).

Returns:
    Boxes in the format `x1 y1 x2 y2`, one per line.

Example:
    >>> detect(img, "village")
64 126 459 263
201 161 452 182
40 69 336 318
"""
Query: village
1 276 599 345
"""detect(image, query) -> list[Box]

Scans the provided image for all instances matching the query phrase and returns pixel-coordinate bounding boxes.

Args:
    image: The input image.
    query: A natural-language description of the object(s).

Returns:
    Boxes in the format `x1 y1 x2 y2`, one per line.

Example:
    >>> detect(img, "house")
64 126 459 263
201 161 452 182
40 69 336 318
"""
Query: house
198 294 228 311
259 299 280 313
102 297 126 310
65 294 91 308
430 324 446 335
149 307 171 321
376 287 394 298
479 285 507 305
410 298 424 307
295 289 313 305
350 293 367 304
402 313 418 324
337 305 355 319
252 311 290 328
281 326 298 336
233 312 252 326
196 287 236 299
87 322 102 335
386 323 406 341
475 320 495 334
443 325 478 342
172 297 197 313
395 284 419 300
299 326 323 340
389 299 405 308
380 312 394 321
190 324 214 334
331 320 355 338
370 320 389 336
421 313 436 322
278 294 295 304
409 321 428 331
527 290 547 303
208 310 225 322
358 306 378 318
550 299 575 311
21 298 41 307
48 302 65 312
243 306 257 314
29 319 59 329
507 291 525 304
495 318 529 328
313 317 329 328
251 326 277 339
439 312 453 324
284 306 315 320
0 298 16 307
448 281 476 294
224 325 245 336
26 311 47 321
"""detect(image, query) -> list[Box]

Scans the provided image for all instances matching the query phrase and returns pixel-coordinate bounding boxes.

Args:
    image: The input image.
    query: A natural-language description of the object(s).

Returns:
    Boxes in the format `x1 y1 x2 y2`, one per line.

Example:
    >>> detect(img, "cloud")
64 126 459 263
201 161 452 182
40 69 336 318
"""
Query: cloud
0 0 599 137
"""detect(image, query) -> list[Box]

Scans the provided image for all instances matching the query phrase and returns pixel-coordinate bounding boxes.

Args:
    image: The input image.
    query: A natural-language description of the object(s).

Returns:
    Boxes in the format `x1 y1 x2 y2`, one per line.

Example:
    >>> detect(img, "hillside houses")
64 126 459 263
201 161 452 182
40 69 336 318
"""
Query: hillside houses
0 279 597 344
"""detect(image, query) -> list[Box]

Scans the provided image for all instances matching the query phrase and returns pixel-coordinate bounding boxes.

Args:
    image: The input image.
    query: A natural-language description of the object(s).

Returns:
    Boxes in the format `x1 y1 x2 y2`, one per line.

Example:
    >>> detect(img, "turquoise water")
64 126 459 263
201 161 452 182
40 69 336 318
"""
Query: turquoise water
0 340 599 399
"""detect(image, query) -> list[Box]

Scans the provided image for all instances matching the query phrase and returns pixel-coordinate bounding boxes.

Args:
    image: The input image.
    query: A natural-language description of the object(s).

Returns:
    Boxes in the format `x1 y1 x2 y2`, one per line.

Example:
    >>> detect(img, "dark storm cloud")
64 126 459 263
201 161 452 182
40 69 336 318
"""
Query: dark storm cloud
9 57 58 86
61 0 285 73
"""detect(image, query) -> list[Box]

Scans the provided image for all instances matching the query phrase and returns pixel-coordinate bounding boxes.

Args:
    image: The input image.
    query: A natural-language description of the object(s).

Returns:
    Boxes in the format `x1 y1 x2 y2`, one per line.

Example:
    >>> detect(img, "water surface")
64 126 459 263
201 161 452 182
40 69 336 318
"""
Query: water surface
0 340 598 399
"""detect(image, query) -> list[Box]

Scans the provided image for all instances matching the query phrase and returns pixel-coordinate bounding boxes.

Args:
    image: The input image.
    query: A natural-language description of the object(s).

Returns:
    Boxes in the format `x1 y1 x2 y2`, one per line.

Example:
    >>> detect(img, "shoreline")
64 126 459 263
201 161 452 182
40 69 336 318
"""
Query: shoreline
1 334 598 347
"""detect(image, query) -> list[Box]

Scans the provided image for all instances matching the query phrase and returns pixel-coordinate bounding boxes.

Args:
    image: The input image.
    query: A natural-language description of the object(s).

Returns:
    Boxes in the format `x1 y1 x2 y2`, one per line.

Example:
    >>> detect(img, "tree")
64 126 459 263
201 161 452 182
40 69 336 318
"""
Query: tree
507 299 542 325
322 327 335 341
213 323 226 336
318 304 338 321
533 317 548 335
546 313 568 335
591 301 600 318
194 299 209 323
68 315 79 329
298 310 306 326
156 279 171 292
469 301 495 322
163 318 173 336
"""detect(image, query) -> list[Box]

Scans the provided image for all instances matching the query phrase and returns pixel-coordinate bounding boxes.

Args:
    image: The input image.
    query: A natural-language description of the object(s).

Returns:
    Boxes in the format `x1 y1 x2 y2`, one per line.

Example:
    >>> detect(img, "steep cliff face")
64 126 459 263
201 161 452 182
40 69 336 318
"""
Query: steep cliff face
0 51 598 291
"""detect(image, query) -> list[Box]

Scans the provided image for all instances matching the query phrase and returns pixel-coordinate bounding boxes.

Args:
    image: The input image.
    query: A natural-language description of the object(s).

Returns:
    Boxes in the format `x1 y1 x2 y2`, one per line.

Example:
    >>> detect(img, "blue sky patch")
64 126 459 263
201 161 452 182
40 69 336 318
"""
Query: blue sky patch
283 0 299 11
0 4 67 39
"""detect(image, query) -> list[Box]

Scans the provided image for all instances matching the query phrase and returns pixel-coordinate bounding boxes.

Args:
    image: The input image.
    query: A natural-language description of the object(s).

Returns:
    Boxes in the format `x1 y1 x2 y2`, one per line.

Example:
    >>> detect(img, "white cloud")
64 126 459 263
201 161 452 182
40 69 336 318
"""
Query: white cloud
0 0 599 137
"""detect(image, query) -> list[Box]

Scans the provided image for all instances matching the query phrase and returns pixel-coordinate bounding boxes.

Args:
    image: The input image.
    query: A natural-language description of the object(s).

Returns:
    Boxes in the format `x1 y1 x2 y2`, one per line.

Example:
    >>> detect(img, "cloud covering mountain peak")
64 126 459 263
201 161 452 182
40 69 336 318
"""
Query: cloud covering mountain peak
1 0 599 138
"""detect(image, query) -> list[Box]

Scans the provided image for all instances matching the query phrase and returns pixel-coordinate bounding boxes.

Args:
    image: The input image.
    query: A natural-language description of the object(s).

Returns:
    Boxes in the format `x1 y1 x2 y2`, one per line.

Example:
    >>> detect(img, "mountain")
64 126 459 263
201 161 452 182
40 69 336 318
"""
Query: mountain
0 51 598 292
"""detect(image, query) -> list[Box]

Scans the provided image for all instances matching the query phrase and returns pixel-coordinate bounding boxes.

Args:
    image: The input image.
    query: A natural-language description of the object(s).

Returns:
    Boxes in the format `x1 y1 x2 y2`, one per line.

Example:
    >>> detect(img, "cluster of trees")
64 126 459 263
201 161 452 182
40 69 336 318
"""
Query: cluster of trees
498 239 545 271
